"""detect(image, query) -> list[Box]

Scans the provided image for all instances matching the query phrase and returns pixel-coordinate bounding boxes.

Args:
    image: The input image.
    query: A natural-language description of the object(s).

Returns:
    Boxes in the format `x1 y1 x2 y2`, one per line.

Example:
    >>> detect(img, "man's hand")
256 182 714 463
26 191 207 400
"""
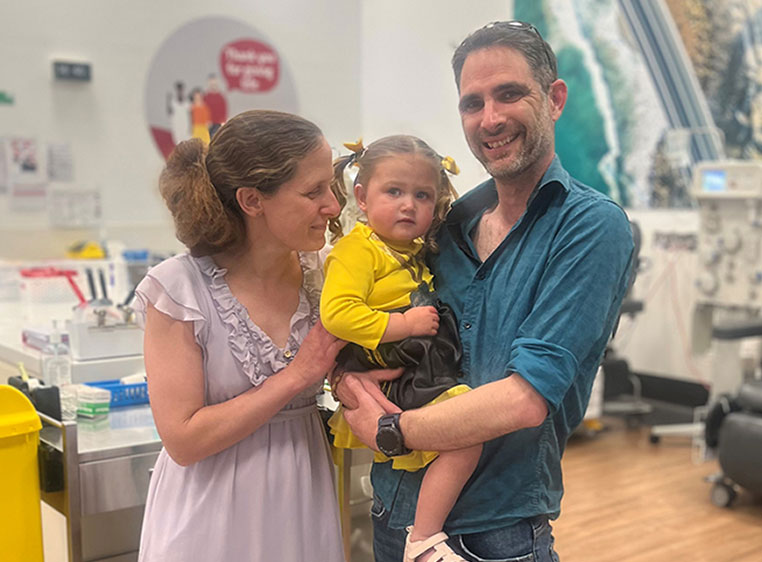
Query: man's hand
341 375 401 450
332 368 403 409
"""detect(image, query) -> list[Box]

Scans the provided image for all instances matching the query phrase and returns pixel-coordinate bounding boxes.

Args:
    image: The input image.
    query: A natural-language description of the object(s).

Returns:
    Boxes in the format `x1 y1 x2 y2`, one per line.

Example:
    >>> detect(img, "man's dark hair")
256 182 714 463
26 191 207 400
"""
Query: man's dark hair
452 21 558 91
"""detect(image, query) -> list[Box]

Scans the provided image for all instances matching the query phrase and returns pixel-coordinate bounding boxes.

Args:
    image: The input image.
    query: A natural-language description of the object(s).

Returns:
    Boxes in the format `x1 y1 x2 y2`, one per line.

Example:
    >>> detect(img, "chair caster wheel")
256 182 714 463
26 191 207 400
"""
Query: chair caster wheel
710 482 736 508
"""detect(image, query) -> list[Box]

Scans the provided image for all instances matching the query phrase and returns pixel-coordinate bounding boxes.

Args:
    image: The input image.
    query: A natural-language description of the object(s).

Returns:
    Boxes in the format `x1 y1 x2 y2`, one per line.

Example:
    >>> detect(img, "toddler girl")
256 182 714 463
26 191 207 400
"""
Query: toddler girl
321 135 481 562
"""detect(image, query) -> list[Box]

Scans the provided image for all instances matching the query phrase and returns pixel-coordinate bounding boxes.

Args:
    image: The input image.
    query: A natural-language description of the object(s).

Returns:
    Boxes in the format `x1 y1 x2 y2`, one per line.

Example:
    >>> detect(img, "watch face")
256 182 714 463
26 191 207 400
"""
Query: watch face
376 427 402 456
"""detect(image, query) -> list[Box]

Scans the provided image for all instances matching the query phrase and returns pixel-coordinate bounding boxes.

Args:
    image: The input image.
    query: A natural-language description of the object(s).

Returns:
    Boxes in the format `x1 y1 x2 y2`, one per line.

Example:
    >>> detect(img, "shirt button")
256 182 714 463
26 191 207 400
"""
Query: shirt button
463 322 471 330
284 350 293 359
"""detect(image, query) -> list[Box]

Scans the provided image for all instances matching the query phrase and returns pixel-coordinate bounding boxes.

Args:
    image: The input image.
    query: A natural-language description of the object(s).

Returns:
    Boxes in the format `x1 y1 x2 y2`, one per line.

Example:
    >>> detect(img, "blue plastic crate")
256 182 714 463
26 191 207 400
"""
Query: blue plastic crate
84 379 149 408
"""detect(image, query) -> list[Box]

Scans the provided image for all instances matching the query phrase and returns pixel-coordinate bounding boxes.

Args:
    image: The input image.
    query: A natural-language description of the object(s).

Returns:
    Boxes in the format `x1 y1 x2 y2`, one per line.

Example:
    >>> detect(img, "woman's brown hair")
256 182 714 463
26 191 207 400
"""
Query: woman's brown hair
330 135 458 253
160 109 338 256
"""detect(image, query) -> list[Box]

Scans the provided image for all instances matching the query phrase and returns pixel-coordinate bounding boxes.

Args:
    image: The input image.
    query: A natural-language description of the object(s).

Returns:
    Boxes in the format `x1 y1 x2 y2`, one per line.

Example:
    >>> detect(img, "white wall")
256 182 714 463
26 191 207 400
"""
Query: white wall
0 0 513 257
5 2 737 390
359 1 512 195
0 0 362 256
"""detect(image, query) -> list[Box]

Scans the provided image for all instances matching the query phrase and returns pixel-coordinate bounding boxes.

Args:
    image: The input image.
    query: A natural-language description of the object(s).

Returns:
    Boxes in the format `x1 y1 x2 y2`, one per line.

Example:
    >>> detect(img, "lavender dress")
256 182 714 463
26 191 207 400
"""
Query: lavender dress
133 252 343 562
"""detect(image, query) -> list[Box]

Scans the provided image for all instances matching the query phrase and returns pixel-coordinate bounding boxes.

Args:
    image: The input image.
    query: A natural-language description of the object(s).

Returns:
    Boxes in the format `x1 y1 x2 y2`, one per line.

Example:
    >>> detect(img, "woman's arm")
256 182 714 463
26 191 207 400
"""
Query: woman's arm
144 304 343 466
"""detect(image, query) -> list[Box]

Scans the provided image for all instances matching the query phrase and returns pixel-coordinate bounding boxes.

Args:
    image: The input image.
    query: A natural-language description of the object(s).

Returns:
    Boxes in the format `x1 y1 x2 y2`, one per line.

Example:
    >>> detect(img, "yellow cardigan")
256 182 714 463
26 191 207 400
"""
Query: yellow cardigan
320 222 433 349
321 223 470 471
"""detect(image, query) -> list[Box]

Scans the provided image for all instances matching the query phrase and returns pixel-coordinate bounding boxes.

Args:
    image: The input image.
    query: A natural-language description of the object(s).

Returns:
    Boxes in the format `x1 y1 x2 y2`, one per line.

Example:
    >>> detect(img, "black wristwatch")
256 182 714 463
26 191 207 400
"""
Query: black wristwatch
376 413 411 457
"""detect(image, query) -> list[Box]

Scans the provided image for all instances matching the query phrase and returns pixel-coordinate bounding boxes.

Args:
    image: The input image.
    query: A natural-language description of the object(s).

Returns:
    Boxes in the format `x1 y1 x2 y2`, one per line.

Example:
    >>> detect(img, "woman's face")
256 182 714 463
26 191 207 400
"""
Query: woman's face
259 138 340 252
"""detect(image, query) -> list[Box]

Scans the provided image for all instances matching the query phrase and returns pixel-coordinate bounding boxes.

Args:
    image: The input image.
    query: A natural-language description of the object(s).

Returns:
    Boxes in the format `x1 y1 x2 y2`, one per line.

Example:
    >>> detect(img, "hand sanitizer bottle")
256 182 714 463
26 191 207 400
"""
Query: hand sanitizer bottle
42 320 77 421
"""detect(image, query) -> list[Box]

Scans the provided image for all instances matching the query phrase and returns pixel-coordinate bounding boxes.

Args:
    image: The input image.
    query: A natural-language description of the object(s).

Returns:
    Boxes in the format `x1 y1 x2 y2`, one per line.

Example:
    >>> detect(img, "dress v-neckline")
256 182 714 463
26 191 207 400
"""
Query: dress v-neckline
199 254 311 354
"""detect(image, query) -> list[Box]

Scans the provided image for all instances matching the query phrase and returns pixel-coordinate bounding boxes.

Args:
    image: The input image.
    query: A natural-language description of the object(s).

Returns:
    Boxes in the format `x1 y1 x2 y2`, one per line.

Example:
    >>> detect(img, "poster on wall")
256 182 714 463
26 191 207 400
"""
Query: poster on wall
47 143 74 182
145 17 299 160
48 188 101 228
7 137 45 184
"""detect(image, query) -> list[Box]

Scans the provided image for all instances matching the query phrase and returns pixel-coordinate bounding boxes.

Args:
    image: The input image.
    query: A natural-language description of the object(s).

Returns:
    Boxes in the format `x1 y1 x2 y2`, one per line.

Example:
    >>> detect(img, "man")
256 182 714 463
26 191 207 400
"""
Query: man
339 20 634 562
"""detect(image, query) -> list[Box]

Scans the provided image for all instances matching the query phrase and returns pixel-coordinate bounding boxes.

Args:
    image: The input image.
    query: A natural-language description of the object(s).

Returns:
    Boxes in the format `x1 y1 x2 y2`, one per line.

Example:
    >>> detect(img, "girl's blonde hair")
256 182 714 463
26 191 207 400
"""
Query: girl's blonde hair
330 135 458 253
159 109 341 256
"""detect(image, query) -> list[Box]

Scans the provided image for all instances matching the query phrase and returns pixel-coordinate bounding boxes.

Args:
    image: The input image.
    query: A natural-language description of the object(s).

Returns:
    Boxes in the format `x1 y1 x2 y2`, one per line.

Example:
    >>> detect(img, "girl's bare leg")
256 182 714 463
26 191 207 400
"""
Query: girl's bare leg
408 444 482 561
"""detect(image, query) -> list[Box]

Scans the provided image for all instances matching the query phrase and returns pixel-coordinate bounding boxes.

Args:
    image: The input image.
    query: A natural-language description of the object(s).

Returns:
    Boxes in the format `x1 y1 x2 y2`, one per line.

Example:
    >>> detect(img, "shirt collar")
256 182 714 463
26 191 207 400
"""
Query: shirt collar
448 155 569 224
445 155 570 253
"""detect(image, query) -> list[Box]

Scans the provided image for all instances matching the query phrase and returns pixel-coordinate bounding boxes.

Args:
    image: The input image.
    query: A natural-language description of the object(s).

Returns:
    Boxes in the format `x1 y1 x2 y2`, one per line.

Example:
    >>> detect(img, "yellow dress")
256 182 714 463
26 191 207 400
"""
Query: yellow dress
321 223 469 471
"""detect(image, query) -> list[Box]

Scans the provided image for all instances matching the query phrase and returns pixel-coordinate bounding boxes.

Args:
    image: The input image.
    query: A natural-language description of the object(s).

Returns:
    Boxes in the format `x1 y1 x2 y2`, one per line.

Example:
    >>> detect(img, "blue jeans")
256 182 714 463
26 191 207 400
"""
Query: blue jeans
371 493 560 562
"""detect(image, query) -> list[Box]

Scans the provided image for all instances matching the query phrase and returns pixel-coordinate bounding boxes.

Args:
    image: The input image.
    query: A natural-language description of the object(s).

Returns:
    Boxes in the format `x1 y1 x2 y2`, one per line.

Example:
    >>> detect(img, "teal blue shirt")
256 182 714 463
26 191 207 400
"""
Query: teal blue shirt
370 156 634 534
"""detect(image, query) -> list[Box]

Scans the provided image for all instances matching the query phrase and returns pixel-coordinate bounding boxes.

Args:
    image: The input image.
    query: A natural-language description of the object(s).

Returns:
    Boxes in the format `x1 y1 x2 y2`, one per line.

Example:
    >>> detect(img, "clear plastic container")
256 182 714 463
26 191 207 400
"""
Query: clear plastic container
41 320 77 421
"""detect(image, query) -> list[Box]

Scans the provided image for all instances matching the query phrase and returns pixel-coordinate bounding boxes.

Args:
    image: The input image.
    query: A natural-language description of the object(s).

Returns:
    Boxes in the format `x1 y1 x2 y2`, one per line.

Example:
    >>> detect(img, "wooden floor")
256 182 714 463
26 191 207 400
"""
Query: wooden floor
553 419 762 562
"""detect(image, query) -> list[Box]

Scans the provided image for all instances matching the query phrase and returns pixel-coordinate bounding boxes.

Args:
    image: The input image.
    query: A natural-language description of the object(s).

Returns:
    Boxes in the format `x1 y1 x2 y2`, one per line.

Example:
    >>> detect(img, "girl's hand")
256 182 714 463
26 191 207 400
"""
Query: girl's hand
403 306 439 337
290 320 346 387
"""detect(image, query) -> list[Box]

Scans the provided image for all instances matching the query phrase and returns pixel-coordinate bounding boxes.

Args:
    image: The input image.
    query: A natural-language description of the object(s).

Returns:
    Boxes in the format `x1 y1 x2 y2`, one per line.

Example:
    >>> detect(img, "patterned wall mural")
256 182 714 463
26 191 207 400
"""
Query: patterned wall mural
515 0 762 209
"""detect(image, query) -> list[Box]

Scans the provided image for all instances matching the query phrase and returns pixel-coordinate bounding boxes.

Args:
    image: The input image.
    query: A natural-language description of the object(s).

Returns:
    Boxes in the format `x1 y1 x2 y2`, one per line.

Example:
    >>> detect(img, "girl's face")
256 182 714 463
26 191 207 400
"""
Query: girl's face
355 154 439 246
258 138 340 251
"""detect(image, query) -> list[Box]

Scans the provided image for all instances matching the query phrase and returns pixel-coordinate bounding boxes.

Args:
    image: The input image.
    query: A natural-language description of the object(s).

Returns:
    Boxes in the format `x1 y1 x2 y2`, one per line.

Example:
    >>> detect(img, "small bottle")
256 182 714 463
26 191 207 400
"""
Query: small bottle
42 320 77 421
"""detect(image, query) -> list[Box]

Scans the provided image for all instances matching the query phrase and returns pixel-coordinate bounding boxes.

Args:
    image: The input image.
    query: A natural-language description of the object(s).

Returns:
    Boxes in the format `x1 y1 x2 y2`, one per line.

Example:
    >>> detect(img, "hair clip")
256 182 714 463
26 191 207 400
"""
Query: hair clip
441 155 460 175
343 138 365 167
343 138 364 153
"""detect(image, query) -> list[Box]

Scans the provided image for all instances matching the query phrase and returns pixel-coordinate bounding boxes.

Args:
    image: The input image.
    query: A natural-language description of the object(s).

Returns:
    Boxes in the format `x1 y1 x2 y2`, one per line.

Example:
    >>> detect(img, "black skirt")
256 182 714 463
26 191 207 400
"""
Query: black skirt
334 300 463 410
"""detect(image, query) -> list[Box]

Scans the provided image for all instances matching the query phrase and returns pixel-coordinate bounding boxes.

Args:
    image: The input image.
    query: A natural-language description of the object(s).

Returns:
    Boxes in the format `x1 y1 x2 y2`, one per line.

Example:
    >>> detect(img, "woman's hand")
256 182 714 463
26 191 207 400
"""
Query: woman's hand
289 320 346 388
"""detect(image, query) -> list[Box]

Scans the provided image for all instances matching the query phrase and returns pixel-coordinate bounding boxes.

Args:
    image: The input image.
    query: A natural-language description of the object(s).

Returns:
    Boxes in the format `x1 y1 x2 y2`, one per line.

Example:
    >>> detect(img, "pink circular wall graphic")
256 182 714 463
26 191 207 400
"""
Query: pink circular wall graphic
145 17 299 159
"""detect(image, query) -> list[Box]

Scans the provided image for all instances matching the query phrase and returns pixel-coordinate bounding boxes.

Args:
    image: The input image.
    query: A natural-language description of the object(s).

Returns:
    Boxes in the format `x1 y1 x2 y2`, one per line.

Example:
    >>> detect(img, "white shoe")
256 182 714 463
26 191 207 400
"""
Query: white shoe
403 526 467 562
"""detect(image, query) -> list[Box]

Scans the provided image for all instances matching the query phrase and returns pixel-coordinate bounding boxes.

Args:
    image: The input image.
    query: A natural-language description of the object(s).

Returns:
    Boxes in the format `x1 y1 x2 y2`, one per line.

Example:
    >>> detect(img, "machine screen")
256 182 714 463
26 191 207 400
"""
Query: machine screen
702 169 727 193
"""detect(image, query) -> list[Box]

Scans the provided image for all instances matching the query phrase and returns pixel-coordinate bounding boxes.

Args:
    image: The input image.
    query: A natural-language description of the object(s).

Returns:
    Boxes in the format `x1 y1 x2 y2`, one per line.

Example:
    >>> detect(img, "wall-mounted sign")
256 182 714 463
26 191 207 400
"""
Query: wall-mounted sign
145 17 299 160
53 61 92 81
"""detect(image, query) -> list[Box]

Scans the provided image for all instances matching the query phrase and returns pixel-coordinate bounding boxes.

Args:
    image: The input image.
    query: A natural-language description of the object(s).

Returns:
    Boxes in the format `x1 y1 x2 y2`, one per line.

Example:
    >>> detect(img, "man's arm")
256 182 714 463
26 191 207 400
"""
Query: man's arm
342 372 547 451
341 196 634 452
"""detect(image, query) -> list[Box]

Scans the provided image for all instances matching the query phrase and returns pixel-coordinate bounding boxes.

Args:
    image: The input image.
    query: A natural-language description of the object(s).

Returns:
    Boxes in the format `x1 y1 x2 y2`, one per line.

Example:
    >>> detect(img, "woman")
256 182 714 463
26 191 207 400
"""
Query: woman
134 110 346 561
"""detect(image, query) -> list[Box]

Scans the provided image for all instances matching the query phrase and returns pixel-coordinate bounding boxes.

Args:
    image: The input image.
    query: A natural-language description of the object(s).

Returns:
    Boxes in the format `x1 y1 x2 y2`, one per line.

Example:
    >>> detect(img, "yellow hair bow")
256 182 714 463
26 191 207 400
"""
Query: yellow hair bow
343 138 364 153
441 155 460 175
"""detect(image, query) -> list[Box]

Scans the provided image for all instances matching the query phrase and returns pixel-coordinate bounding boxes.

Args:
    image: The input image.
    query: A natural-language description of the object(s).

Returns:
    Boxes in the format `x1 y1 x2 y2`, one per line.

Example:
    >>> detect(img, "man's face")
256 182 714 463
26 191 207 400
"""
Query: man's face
458 46 563 182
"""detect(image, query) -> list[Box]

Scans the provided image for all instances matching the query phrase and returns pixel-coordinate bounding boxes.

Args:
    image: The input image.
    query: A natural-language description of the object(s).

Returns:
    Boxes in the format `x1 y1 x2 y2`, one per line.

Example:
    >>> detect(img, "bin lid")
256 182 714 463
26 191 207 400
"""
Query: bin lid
0 385 42 439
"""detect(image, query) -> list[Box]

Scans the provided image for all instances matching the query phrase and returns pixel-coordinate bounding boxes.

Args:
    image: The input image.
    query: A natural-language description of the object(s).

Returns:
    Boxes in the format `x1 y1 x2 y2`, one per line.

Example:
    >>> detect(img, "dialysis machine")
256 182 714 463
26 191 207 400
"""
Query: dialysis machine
689 161 762 506
650 160 762 442
693 161 762 310
692 160 762 389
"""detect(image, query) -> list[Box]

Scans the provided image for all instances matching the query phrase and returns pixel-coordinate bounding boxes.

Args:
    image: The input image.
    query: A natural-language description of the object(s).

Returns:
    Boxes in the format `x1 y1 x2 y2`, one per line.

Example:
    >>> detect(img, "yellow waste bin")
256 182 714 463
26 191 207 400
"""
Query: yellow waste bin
0 385 44 562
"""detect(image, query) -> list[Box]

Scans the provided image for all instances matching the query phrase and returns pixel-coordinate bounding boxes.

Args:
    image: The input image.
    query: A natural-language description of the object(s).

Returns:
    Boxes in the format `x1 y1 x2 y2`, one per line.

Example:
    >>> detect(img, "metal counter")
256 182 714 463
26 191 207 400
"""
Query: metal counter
39 405 161 562
0 322 145 385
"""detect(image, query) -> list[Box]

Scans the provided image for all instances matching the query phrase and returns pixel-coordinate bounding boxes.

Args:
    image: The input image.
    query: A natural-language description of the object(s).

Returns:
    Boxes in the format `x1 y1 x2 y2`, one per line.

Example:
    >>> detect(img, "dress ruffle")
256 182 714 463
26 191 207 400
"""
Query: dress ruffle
196 254 322 387
133 260 207 342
